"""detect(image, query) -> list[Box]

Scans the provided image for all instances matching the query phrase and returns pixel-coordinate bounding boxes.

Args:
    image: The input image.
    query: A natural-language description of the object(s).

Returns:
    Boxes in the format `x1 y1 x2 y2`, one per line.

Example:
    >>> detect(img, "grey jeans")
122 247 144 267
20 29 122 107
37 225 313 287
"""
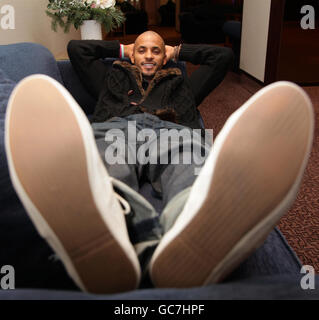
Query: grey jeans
92 113 212 281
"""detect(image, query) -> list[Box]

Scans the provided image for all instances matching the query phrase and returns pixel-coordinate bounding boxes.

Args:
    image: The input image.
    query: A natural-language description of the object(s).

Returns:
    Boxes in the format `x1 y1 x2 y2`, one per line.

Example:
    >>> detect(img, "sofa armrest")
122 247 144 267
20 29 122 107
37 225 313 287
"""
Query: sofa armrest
223 20 242 41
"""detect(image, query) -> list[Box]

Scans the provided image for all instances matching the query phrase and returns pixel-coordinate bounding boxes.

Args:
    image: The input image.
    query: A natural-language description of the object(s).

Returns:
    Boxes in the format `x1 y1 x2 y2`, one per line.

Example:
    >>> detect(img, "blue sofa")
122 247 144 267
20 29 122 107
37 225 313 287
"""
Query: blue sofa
0 42 318 300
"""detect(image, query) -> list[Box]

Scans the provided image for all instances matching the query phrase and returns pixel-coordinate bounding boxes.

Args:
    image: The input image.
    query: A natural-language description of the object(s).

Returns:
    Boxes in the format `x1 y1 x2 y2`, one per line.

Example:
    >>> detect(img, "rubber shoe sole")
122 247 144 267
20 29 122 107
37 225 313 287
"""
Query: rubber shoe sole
5 75 141 294
150 81 314 288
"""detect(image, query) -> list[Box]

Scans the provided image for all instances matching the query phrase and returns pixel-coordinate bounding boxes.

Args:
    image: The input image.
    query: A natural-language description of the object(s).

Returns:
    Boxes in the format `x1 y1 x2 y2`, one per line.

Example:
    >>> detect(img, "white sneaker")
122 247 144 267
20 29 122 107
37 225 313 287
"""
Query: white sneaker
150 81 314 288
5 75 141 294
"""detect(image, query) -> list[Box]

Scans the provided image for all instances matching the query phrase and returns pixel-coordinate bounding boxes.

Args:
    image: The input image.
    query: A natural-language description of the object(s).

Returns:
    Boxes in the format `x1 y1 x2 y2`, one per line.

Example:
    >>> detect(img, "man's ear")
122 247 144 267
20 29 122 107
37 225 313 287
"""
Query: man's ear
163 54 168 66
130 52 135 64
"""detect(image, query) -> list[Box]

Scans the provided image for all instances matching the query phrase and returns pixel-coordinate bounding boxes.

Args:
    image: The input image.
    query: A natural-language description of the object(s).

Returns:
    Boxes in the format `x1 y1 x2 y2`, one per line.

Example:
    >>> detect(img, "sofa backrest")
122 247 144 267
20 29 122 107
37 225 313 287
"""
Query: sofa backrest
57 60 97 116
0 43 63 84
58 58 187 116
0 42 187 117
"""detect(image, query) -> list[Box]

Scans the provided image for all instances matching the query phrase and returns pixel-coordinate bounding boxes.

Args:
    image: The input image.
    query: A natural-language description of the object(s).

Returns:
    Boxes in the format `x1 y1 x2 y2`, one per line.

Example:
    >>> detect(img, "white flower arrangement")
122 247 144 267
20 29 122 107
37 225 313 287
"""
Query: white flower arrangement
46 0 125 33
86 0 116 10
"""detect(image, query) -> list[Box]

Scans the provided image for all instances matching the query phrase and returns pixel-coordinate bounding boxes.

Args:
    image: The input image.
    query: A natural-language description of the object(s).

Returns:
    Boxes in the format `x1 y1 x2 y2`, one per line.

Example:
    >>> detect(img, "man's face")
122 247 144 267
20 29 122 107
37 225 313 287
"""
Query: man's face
131 33 167 79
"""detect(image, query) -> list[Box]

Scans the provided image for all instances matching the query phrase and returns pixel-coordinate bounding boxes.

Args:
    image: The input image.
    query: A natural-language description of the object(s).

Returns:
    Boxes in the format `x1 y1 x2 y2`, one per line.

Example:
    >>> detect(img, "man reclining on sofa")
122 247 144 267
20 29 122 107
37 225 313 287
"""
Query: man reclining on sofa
0 31 316 296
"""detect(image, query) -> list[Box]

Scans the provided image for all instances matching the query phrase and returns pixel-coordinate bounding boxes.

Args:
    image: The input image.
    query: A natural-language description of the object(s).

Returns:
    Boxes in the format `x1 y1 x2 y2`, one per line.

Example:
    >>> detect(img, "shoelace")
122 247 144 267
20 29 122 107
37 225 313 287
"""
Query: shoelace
109 177 131 214
115 193 131 215
109 177 131 215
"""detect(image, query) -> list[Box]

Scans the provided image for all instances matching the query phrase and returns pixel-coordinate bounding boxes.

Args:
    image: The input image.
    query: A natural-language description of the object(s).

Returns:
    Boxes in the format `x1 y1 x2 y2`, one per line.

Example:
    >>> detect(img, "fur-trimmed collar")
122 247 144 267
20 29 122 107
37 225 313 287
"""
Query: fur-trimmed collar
113 60 182 99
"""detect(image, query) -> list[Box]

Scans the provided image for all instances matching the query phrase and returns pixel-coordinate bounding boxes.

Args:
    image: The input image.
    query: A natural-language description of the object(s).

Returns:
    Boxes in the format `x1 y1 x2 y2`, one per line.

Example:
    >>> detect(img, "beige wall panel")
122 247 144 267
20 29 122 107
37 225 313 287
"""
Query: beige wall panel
240 0 271 82
0 0 81 56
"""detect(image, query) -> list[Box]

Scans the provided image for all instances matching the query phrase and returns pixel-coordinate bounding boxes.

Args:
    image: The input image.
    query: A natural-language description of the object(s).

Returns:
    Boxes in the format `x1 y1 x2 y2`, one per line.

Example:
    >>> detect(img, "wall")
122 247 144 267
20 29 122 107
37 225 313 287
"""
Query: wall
240 0 272 82
0 0 81 56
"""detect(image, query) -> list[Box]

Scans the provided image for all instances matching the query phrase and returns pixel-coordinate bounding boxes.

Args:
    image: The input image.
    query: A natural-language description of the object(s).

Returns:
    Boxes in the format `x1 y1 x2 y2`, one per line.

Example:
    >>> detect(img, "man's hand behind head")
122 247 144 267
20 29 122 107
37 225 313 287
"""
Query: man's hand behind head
165 45 175 62
124 44 134 59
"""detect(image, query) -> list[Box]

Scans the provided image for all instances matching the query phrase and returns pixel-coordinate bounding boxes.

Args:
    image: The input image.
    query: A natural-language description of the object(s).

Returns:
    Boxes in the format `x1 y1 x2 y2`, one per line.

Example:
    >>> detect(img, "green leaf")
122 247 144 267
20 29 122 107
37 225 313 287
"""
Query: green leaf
45 0 125 33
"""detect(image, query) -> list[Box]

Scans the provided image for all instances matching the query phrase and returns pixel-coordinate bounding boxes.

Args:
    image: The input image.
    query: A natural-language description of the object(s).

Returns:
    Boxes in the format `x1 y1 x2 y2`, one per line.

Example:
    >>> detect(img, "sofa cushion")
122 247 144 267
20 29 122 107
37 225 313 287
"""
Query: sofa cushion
1 274 318 300
57 60 97 115
0 68 16 202
0 68 16 198
0 67 78 291
0 43 63 84
0 68 15 116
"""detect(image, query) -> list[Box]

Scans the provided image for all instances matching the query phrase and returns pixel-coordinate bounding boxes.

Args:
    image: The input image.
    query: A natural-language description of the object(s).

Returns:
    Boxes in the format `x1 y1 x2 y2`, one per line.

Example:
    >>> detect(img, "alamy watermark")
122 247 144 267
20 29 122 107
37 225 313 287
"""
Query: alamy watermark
0 265 15 290
103 121 213 175
0 4 15 30
300 265 316 290
300 4 318 29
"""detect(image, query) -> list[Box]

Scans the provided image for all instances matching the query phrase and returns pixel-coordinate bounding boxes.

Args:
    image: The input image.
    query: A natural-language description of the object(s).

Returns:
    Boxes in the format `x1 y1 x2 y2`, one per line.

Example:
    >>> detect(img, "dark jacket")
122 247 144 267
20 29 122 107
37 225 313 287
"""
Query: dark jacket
67 40 233 129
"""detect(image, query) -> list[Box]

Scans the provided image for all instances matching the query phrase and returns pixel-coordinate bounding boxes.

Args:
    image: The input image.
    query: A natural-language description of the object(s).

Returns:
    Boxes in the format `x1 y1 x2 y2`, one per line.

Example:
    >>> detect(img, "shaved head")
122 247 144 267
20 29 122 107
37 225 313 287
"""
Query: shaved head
131 31 167 79
134 31 165 51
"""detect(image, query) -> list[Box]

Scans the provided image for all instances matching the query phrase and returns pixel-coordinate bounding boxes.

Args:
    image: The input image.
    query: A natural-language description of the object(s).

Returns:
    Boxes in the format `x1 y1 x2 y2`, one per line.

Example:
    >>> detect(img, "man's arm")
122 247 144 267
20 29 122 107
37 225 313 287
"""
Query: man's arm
67 40 122 100
177 44 234 107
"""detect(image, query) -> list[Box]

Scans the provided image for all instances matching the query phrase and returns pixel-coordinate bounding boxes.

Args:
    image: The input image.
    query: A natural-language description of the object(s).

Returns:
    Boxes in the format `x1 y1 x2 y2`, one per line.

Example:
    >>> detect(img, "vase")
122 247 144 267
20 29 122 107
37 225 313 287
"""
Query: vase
80 20 102 40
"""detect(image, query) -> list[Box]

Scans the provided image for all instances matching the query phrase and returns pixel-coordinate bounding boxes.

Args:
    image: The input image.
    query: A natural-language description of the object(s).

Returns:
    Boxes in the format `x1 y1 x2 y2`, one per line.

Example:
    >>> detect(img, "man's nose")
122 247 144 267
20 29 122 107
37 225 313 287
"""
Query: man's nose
145 50 153 59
